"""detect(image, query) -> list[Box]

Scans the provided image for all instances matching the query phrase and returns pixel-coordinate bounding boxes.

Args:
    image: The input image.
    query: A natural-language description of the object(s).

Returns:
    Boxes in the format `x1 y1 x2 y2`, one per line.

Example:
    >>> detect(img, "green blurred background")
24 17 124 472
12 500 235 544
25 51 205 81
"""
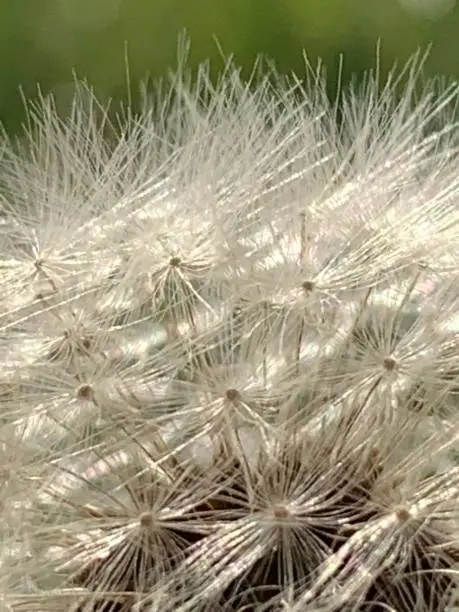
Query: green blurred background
1 0 458 132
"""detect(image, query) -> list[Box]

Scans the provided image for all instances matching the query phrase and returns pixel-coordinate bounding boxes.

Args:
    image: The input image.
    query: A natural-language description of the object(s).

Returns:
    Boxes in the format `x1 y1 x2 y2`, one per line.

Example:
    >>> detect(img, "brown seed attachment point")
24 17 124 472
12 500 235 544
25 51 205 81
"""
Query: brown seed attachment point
139 511 154 528
225 388 241 403
76 384 95 401
394 506 411 523
169 256 181 267
272 504 290 519
302 280 315 292
383 356 397 371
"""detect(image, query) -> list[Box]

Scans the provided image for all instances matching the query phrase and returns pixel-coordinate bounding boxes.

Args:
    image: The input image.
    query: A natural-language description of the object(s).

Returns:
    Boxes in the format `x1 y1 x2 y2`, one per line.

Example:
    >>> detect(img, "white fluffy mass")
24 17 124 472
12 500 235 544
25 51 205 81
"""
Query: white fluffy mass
1 41 459 611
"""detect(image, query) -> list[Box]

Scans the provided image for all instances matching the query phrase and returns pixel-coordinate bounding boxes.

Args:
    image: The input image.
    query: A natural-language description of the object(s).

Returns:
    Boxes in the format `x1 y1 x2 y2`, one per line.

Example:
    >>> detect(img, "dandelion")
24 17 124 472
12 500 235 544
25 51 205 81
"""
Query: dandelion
0 38 459 611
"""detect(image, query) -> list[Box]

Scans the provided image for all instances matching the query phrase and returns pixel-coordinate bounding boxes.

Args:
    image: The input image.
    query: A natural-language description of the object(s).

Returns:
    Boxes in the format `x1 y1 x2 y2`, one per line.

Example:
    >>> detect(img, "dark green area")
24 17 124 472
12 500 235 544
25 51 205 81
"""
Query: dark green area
1 0 458 132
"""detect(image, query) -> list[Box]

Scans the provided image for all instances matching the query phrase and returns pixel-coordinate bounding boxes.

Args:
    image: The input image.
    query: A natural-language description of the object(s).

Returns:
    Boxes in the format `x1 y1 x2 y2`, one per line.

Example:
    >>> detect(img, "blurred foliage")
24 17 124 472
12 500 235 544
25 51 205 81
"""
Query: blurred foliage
0 0 458 133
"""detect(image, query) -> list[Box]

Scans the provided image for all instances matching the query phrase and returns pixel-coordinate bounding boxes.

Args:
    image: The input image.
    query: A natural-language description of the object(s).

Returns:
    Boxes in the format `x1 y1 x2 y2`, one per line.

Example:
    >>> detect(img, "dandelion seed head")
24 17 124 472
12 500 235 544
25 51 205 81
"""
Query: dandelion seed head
1 39 459 612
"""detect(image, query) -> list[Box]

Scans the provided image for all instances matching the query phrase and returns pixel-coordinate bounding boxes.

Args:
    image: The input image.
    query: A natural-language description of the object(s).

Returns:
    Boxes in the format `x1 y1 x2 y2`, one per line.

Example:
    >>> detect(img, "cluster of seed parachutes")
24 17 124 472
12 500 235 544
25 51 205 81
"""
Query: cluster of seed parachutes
1 51 459 611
